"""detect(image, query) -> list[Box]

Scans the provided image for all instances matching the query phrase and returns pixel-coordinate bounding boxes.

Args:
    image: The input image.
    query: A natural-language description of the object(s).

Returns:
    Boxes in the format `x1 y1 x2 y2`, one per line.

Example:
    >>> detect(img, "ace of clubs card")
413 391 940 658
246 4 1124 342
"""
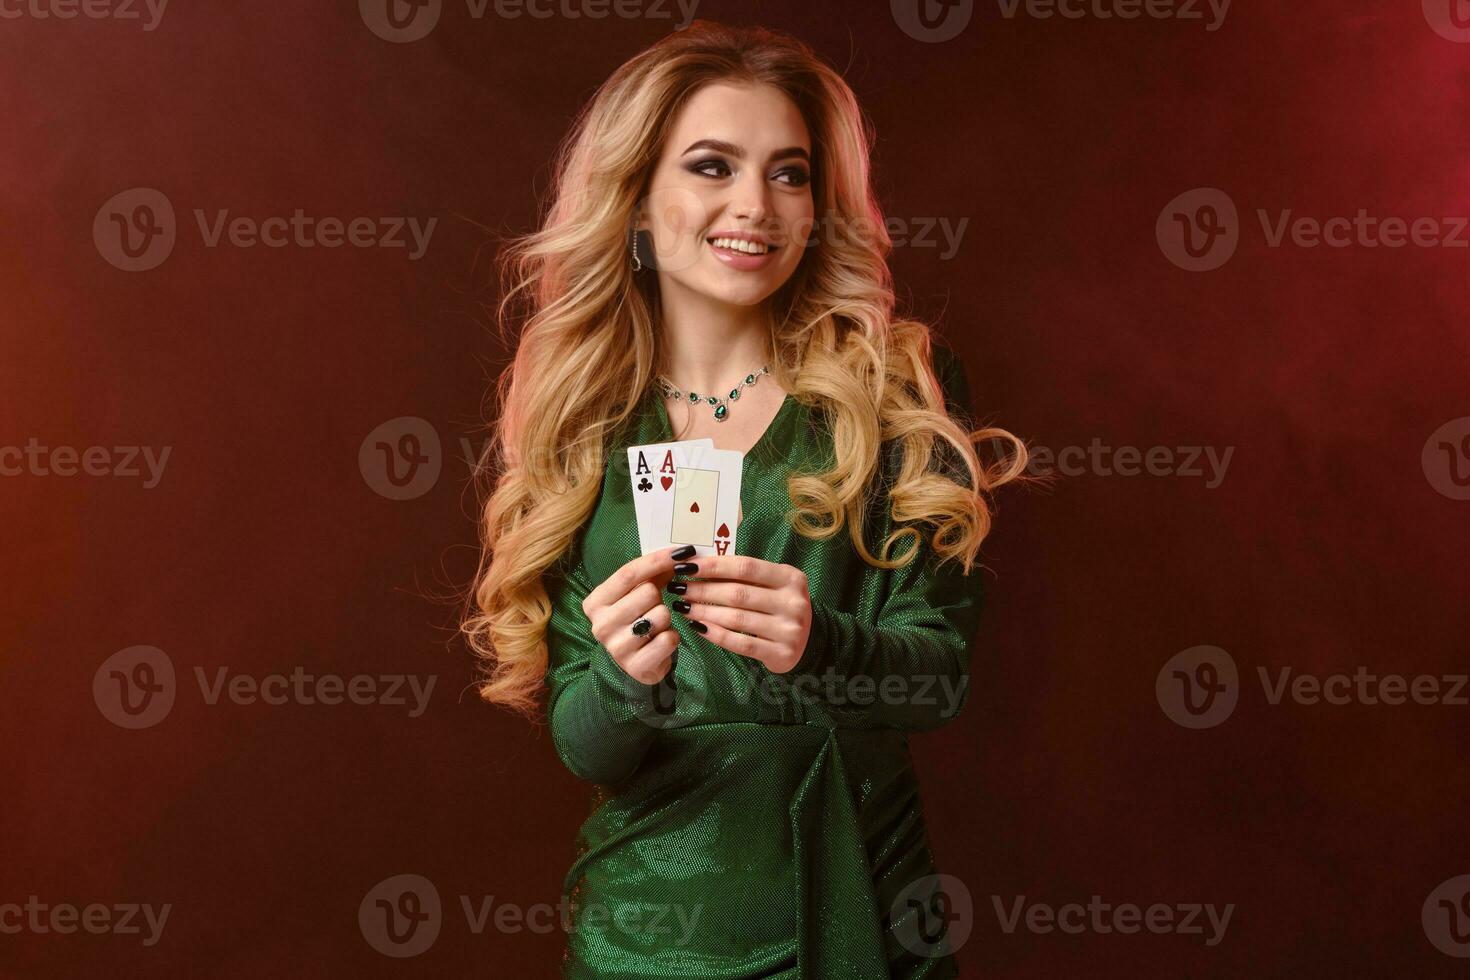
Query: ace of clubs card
627 440 744 557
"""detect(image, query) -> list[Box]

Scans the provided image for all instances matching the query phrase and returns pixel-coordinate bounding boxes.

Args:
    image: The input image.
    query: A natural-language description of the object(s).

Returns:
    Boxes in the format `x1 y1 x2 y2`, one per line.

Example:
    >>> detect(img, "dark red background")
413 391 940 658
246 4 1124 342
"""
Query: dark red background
3 1 1468 976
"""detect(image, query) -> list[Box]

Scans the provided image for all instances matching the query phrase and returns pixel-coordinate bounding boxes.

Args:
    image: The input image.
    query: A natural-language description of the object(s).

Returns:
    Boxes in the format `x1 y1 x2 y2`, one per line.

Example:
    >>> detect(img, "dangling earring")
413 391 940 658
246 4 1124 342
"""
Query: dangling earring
630 228 656 272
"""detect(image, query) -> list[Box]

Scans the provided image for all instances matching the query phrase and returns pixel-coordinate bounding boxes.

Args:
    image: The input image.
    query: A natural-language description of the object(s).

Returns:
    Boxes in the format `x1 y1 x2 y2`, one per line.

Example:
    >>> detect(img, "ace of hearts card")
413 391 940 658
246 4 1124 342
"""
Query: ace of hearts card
626 439 744 557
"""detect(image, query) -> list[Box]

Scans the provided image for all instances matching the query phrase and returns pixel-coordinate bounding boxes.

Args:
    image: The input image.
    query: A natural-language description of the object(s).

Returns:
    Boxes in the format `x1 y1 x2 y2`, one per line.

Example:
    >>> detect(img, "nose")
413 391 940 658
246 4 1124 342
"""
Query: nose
729 168 772 225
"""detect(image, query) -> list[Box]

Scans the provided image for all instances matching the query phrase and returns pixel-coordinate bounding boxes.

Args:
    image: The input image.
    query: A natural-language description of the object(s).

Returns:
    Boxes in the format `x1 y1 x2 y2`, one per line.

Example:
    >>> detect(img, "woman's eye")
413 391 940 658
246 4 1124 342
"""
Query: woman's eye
689 159 810 188
690 158 731 178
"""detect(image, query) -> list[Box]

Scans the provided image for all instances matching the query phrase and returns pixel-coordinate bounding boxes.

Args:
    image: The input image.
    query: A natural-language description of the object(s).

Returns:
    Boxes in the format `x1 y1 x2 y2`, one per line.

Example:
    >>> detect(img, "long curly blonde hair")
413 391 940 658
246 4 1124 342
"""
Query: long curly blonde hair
463 20 1030 721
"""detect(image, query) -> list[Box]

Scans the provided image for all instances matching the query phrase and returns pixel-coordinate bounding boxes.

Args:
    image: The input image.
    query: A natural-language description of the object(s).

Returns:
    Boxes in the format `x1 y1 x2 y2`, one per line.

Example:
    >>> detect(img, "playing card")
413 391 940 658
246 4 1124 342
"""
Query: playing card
666 447 744 557
627 438 712 555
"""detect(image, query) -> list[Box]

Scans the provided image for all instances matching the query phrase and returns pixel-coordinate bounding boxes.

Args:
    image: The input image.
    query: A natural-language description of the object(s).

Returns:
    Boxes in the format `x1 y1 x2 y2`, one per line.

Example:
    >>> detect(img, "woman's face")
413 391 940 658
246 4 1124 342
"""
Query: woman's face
638 81 815 308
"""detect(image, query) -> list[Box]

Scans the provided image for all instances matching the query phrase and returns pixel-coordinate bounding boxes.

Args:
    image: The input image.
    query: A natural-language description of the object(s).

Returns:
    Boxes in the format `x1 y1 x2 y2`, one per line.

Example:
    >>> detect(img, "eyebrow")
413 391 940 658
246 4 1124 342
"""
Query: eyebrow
681 138 811 164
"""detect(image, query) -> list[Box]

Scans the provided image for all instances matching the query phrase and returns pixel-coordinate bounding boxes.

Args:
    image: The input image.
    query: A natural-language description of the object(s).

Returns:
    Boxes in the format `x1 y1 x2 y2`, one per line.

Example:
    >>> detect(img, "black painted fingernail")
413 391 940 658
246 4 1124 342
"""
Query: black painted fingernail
669 544 697 560
672 599 691 614
666 581 688 595
673 562 699 575
688 619 708 634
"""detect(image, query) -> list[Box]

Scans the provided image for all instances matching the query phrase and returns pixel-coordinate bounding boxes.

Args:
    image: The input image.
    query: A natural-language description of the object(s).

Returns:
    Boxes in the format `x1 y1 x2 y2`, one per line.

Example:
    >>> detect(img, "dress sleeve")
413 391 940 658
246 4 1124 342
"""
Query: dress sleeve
784 343 986 732
542 542 665 785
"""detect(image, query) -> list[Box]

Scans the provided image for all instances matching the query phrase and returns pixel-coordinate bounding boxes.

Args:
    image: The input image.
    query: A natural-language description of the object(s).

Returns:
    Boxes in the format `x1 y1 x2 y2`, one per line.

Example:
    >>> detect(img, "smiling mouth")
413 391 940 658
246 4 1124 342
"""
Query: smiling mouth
707 236 778 255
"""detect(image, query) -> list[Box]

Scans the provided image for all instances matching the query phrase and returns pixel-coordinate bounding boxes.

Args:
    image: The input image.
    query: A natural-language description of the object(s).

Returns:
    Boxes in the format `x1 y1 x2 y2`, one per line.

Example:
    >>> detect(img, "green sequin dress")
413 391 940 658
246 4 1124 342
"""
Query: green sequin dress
542 346 985 978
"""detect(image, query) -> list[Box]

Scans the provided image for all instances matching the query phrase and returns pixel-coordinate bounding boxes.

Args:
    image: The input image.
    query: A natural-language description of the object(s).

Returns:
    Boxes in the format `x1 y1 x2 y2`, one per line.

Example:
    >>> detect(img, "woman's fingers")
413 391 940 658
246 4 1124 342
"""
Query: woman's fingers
619 627 678 685
680 552 794 589
678 599 797 646
587 545 692 610
605 580 667 633
680 617 786 670
674 579 789 617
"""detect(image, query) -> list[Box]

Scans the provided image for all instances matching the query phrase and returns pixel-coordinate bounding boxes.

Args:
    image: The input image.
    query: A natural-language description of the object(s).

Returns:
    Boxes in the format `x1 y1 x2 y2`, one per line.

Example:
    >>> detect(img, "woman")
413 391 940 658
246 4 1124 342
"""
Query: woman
463 20 1027 978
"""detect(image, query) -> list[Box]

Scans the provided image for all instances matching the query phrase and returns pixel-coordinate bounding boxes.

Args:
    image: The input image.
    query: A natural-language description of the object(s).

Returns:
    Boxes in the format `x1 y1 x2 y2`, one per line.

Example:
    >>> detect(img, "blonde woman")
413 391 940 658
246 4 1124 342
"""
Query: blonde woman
464 20 1026 979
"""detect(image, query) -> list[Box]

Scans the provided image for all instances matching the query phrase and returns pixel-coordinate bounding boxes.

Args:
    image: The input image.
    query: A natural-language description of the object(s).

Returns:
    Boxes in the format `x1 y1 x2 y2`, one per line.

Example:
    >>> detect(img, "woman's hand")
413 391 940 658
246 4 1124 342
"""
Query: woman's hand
583 546 690 685
668 554 813 674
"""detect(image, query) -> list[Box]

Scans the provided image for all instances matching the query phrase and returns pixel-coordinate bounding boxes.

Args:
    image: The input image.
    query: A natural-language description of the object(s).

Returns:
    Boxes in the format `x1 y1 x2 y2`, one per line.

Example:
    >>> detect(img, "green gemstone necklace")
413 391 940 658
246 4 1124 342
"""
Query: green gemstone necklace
654 365 770 423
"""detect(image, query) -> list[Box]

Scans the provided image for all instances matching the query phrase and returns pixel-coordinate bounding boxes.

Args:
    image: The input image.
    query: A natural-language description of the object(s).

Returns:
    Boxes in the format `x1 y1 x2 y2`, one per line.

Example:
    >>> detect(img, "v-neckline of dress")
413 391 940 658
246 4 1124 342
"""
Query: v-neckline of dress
651 389 799 470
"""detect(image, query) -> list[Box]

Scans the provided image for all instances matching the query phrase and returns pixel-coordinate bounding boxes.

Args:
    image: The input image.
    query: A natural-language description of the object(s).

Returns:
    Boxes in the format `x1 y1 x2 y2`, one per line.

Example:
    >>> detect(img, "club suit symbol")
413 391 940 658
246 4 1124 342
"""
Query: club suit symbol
1423 875 1470 957
359 0 441 42
1425 0 1470 41
359 874 442 958
891 874 974 957
1156 645 1239 728
1157 188 1239 272
1423 418 1470 500
93 645 175 729
93 188 176 272
359 417 442 500
891 0 974 43
637 477 652 493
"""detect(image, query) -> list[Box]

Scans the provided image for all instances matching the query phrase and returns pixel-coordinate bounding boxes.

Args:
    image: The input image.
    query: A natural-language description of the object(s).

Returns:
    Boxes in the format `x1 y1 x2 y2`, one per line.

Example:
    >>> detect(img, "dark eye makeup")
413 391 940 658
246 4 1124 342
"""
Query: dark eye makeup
687 157 811 187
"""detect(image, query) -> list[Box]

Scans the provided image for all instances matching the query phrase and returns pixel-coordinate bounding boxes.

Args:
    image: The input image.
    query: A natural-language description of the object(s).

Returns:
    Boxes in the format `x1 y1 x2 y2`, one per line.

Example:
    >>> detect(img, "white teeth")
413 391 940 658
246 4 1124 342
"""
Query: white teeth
710 237 770 255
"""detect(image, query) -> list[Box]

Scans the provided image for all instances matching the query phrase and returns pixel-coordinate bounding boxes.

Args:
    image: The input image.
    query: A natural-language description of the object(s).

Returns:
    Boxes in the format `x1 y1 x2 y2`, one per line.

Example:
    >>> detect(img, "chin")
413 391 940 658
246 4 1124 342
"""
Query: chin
703 282 781 307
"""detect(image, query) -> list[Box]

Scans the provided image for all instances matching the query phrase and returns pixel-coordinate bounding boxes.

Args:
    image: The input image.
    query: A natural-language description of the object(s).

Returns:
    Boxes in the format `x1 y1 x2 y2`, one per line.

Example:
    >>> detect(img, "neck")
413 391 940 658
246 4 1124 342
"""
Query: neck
655 281 772 395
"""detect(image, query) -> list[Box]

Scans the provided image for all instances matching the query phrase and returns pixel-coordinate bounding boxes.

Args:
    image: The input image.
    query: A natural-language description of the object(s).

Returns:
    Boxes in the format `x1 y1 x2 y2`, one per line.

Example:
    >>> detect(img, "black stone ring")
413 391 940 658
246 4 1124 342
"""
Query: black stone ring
630 617 653 637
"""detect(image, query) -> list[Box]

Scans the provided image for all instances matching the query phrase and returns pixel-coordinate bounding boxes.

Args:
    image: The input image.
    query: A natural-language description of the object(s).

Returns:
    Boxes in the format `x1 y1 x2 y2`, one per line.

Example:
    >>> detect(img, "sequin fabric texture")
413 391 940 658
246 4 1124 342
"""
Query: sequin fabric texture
541 346 985 978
